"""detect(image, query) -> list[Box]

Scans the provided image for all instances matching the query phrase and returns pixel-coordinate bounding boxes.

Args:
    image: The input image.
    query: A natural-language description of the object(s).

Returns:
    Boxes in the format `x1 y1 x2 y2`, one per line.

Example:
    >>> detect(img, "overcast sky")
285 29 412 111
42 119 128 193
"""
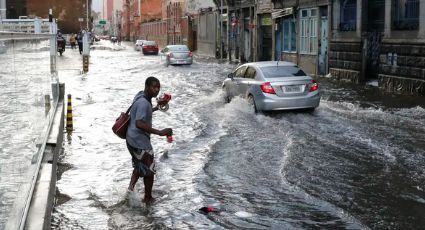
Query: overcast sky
92 0 102 13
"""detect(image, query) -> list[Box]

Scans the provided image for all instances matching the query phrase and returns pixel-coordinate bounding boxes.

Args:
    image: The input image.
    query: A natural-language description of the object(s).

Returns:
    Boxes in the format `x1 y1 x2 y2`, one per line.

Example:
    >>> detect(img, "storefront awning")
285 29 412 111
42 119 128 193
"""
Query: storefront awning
256 8 274 14
271 8 293 19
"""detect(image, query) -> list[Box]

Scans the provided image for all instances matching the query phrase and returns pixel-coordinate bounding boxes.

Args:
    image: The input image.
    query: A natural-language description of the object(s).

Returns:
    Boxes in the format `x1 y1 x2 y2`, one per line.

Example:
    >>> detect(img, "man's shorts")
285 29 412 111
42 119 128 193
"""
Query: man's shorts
126 142 155 177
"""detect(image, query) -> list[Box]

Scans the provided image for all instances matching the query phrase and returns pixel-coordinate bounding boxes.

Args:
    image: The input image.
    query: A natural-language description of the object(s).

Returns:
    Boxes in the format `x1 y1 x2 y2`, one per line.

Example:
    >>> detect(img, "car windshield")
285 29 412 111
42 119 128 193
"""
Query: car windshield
143 41 156 45
136 40 145 44
169 45 189 51
260 66 306 77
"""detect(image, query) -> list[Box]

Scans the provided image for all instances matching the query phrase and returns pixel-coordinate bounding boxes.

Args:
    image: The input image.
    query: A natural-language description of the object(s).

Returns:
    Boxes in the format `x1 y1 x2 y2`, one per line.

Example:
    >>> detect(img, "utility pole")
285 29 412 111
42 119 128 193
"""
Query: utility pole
0 0 5 23
220 0 223 60
49 9 57 75
0 8 5 24
138 0 141 16
86 0 89 30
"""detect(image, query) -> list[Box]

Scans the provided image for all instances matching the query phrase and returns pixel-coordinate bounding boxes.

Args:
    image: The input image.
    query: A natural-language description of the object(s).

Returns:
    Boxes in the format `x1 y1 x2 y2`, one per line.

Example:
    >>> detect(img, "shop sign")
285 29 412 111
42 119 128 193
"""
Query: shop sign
261 15 272 26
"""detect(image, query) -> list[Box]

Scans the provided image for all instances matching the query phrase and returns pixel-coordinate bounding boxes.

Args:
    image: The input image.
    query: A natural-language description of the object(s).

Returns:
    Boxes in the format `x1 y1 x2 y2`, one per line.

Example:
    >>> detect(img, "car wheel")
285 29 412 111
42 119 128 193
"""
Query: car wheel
247 95 258 113
306 107 316 113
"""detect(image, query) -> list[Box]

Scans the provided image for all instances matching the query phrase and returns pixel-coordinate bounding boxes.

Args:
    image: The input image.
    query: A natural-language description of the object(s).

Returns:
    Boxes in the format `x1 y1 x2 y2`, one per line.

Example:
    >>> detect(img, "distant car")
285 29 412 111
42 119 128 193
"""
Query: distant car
222 61 321 112
110 36 118 43
134 40 147 51
142 41 159 55
161 44 193 65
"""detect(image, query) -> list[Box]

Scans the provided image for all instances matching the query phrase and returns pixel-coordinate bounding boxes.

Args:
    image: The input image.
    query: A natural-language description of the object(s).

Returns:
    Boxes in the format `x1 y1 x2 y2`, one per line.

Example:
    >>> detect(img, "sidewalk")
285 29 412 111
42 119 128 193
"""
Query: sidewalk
193 51 240 65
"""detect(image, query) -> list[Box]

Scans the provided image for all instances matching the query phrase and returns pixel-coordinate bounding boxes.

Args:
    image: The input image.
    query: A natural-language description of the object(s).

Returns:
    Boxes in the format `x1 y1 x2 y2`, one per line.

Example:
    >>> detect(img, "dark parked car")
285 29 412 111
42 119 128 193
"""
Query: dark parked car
142 41 159 55
222 61 321 112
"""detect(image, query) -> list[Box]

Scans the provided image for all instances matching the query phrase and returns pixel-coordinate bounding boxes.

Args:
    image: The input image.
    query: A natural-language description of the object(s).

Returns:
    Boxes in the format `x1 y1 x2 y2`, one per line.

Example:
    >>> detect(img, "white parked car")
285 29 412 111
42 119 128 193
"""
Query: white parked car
222 61 321 112
161 45 193 65
134 40 147 51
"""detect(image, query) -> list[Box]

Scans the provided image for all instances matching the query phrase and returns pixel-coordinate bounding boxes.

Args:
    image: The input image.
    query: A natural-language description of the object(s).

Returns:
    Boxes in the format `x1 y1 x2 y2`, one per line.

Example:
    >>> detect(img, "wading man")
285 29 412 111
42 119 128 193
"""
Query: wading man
126 76 173 204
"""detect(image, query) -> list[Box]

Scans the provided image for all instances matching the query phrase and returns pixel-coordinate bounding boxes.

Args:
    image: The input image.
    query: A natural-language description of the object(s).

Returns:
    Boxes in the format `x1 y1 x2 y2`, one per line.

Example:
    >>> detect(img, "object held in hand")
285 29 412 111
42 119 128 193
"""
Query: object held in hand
157 93 172 111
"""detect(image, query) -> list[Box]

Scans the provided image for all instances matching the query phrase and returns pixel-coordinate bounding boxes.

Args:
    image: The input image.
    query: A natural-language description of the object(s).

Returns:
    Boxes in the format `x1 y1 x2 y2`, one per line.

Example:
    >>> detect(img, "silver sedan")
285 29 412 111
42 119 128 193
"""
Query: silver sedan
222 61 321 112
161 45 193 65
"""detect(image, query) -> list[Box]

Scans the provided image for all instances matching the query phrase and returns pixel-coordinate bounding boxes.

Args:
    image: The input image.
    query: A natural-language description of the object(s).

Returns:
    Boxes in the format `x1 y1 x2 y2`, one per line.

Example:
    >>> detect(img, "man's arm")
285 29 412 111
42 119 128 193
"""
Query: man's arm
136 120 172 136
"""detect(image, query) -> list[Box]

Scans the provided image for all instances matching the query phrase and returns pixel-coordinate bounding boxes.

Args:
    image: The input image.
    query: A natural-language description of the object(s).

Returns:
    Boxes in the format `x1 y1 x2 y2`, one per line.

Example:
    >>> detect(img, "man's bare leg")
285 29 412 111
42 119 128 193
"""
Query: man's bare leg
128 169 139 191
142 175 155 203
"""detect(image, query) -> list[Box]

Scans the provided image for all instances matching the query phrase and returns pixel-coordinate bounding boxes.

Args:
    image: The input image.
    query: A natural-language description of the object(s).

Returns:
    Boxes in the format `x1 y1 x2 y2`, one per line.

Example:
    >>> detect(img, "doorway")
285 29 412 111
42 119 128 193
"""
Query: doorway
319 16 328 75
259 14 272 61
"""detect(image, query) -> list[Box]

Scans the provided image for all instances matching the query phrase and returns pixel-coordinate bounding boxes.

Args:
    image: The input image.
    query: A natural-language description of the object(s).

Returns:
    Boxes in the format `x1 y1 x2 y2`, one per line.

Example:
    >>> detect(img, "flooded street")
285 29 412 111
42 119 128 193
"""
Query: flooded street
52 42 425 230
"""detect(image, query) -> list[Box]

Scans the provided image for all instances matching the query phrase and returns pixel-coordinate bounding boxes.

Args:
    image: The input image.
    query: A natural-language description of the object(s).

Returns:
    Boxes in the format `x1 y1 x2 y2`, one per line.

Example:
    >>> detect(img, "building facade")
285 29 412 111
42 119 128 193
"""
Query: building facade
330 0 425 95
272 0 330 75
138 0 164 44
121 0 162 41
26 0 92 33
106 0 114 21
118 0 425 96
121 0 140 40
5 0 26 19
196 7 217 57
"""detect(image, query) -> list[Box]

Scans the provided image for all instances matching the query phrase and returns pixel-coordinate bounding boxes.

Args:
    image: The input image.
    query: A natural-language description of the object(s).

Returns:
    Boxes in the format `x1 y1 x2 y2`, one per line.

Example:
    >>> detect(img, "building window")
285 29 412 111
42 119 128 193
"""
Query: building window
392 0 419 30
340 0 357 31
300 9 317 54
282 18 296 52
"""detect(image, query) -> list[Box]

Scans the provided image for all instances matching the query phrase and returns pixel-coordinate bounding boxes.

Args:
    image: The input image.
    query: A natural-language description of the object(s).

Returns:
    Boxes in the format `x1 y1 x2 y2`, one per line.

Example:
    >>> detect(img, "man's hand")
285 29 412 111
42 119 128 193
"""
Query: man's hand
158 128 173 136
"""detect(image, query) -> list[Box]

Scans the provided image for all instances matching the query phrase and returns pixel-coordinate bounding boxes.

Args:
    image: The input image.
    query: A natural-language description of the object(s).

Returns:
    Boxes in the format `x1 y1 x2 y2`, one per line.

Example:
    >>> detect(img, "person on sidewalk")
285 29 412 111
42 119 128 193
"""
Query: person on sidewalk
69 33 76 49
76 31 83 54
126 76 173 204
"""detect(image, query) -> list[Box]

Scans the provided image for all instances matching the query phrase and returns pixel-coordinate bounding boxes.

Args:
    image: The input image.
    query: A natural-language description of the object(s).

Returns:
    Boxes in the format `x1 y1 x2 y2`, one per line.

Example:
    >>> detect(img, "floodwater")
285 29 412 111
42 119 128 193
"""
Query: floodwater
51 41 425 229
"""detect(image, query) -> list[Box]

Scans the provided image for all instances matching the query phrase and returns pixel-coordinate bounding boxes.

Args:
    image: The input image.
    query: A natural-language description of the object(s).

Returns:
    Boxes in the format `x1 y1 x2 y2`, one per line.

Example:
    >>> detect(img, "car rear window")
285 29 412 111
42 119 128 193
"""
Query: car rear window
144 41 156 45
260 66 306 77
169 45 189 51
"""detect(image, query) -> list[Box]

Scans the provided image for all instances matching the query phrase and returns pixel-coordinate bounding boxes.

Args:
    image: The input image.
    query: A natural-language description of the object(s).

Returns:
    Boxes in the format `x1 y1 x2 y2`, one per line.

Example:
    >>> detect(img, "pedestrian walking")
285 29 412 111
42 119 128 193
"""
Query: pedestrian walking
126 76 173 204
76 31 83 54
69 33 76 49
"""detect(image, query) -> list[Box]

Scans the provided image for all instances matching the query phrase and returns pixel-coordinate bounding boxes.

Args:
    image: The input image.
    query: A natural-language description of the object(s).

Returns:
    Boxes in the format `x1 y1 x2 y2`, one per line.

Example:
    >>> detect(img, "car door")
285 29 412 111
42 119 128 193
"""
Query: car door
226 65 247 98
238 66 257 96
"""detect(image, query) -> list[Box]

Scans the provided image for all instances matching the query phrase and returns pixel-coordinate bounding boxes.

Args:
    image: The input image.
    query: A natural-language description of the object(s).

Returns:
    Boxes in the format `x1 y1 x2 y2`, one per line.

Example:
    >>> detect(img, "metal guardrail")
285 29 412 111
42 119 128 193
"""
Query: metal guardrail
0 32 51 41
0 19 51 34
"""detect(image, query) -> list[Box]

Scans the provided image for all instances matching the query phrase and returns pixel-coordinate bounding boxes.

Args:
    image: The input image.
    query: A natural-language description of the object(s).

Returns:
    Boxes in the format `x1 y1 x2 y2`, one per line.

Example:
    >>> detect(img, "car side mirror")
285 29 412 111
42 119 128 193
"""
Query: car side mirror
228 73 235 80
